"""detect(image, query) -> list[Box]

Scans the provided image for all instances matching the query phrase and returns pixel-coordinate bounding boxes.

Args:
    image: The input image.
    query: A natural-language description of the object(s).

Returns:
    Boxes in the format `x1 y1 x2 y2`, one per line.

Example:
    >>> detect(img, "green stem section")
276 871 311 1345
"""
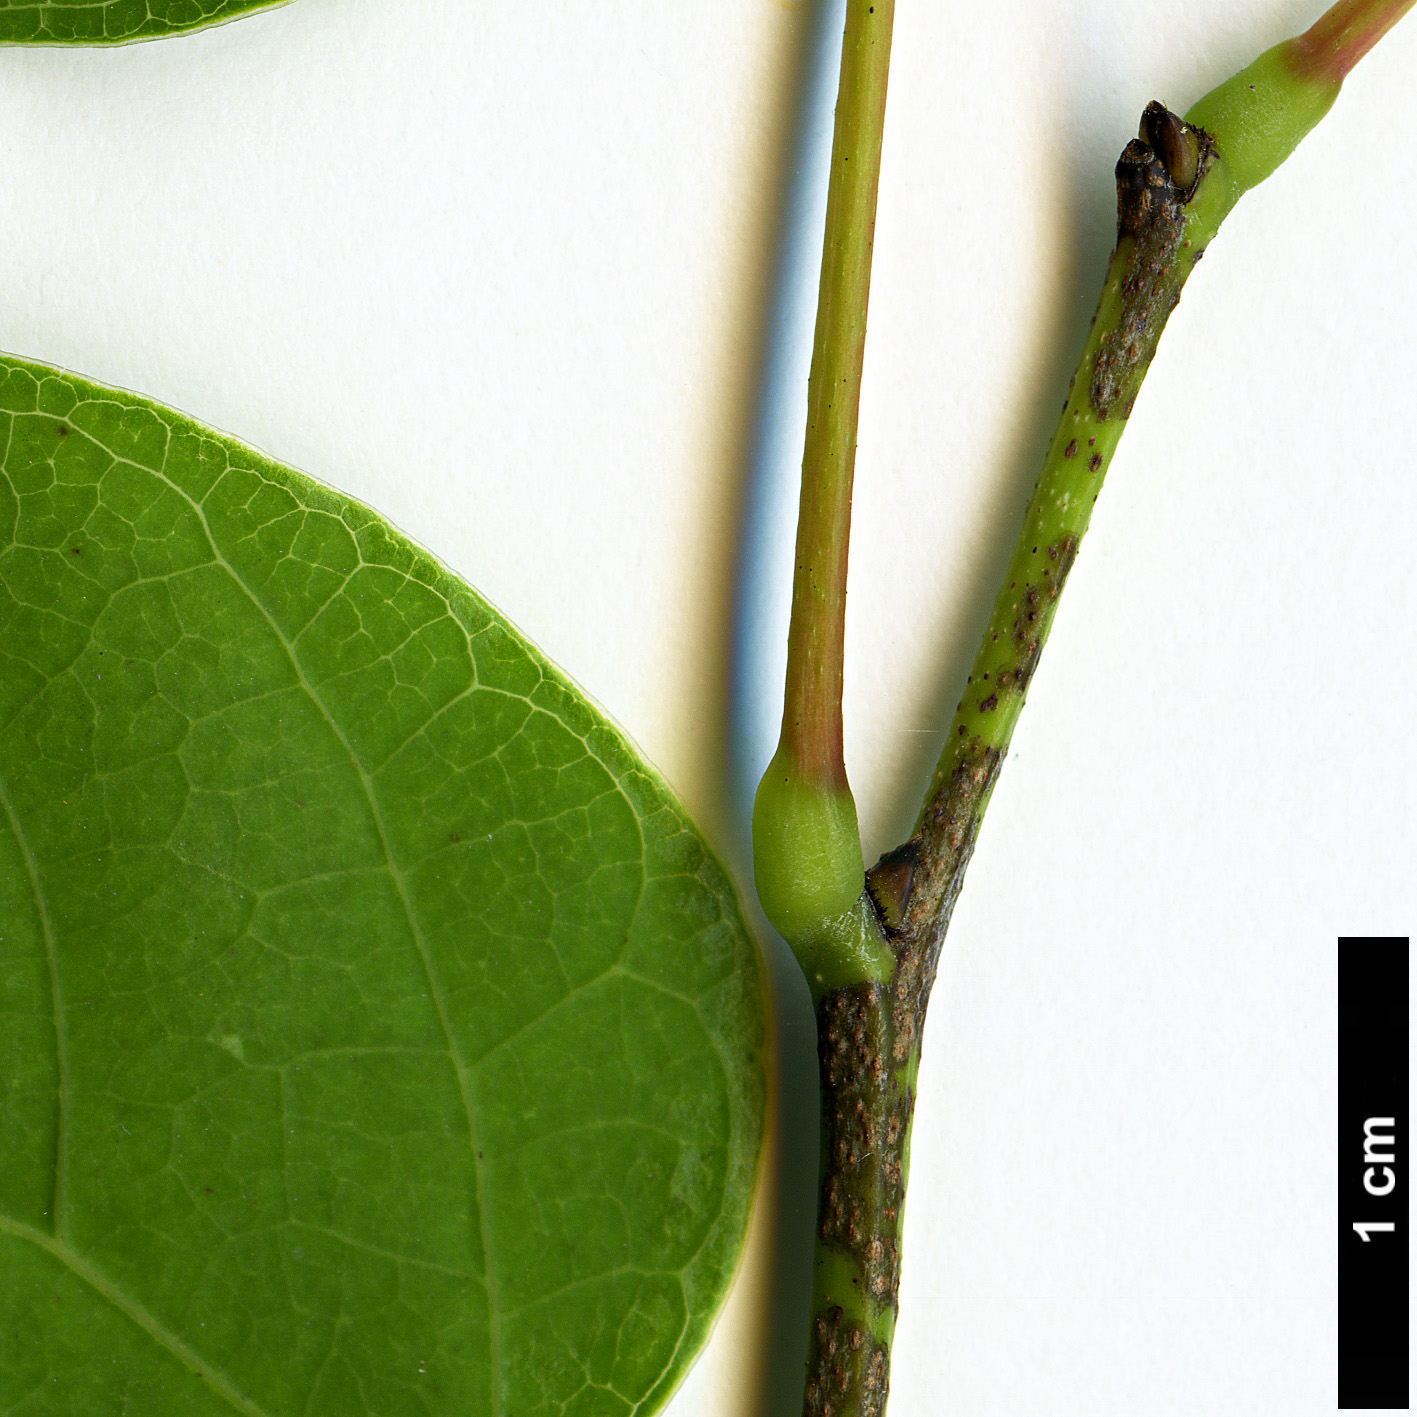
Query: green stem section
921 0 1413 818
753 0 894 957
786 5 1413 1417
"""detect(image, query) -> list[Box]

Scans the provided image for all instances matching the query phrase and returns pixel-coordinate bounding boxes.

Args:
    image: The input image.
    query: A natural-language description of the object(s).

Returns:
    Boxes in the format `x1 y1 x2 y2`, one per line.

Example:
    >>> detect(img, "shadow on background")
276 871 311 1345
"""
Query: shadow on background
877 95 1123 846
707 2 847 1415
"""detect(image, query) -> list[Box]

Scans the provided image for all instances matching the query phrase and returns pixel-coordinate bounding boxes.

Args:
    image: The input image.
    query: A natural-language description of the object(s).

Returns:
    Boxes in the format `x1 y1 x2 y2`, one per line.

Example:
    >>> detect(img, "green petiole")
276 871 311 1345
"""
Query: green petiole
755 3 1414 1415
752 0 894 964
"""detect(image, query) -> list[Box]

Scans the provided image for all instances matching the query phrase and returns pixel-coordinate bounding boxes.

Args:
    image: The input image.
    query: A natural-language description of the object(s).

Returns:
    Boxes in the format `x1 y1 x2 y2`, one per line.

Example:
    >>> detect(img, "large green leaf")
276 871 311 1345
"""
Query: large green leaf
0 354 765 1416
0 0 283 44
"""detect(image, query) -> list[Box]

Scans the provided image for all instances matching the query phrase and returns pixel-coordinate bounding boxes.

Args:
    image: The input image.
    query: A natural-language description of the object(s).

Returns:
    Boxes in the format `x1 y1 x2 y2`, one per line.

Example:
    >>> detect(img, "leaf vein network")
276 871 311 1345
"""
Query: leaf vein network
74 410 508 1404
0 1214 280 1417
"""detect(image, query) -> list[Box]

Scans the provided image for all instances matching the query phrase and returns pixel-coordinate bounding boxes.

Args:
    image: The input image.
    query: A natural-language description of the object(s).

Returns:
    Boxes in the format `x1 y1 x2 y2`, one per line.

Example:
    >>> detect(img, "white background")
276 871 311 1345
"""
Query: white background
2 1 1413 1412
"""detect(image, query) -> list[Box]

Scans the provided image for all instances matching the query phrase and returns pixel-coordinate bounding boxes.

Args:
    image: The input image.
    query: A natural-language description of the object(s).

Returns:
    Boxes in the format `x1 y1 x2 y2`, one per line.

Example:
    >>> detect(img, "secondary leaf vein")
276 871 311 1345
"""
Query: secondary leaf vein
0 1214 279 1417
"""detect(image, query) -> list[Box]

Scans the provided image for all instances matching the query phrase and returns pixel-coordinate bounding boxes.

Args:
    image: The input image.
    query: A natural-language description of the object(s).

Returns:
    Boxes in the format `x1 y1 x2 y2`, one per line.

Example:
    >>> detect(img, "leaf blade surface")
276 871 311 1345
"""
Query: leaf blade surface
0 0 284 44
0 354 765 1417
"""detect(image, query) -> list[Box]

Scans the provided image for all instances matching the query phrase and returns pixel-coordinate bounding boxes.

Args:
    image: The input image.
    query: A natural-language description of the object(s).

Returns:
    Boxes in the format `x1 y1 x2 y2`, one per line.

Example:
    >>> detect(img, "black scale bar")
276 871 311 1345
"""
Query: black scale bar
1338 937 1409 1410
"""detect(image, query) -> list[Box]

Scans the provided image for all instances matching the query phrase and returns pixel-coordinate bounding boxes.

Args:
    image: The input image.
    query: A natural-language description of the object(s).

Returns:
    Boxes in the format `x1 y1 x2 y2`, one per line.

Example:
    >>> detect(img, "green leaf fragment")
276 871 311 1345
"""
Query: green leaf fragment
0 354 765 1416
0 0 285 44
